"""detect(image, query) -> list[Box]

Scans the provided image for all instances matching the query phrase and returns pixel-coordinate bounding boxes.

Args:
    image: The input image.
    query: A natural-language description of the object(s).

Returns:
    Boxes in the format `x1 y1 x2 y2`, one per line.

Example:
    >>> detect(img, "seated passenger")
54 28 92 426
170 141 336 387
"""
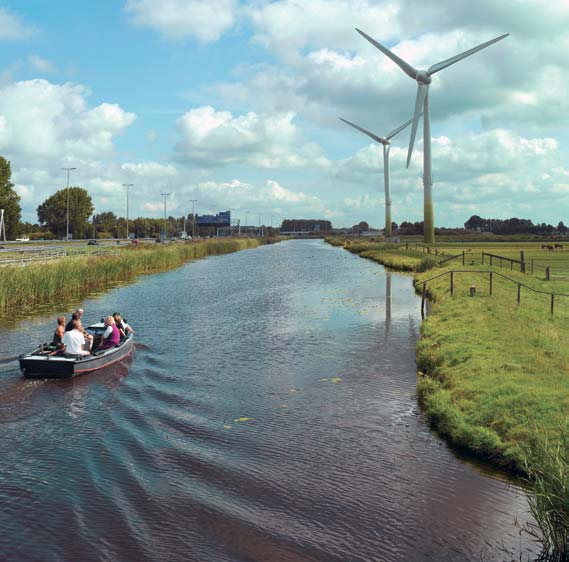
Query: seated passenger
51 316 66 349
113 312 134 340
65 308 84 332
61 320 91 356
97 316 120 351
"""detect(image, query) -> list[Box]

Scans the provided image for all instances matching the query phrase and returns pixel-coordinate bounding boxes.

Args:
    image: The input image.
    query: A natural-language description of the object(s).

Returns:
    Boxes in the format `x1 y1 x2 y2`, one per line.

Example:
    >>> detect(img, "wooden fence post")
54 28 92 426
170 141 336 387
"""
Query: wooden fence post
521 261 526 274
517 283 521 304
551 294 555 315
406 242 409 251
520 251 525 264
450 271 454 296
421 283 426 318
546 266 550 281
482 251 485 265
489 271 493 296
462 251 465 266
531 259 534 275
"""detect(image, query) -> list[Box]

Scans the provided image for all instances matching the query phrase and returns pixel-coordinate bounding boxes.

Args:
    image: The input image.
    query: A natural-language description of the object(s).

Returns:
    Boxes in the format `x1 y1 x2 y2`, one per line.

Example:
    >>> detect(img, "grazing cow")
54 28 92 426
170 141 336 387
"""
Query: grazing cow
542 244 554 250
555 244 563 249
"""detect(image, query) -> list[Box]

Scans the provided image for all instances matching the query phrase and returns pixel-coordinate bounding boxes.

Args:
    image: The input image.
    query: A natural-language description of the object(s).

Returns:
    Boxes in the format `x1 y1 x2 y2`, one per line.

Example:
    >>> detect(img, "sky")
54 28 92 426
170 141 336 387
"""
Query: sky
0 0 568 229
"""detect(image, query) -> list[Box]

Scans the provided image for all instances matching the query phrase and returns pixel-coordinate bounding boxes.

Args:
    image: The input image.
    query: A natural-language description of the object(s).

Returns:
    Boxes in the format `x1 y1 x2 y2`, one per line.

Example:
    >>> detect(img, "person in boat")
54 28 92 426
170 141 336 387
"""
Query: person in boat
113 312 134 340
51 316 66 349
96 316 121 351
61 320 91 356
65 308 84 332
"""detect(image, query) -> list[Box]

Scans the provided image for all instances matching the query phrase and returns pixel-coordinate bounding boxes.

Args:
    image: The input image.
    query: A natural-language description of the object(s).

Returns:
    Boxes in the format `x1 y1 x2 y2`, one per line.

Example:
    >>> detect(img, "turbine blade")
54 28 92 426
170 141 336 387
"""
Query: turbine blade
339 118 385 144
406 84 428 168
427 33 509 76
385 113 422 141
356 28 417 80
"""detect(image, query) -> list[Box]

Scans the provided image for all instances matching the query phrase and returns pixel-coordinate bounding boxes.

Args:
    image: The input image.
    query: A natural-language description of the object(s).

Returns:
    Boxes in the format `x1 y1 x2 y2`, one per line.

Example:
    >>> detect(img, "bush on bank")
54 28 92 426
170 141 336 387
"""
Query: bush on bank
0 239 262 315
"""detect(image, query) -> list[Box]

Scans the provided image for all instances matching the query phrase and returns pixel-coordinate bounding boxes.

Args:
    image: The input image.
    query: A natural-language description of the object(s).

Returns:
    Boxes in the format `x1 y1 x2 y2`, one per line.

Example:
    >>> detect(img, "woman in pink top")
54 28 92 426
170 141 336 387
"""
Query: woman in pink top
97 316 120 351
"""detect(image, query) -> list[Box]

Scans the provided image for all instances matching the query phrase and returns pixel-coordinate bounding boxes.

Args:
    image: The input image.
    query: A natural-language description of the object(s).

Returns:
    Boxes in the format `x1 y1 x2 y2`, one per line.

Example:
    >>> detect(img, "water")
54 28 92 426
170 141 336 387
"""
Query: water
0 240 535 561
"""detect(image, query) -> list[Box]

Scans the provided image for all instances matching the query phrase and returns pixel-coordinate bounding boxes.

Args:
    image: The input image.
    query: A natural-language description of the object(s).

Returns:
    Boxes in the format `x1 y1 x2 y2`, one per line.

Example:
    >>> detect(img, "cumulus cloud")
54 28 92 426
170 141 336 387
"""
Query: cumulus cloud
175 105 329 168
125 0 238 43
0 79 136 161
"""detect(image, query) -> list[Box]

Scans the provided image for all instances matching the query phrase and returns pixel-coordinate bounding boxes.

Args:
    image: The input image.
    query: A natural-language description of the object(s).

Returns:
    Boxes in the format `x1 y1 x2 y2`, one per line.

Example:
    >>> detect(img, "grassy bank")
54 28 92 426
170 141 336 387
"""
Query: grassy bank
0 238 263 316
327 238 438 272
329 237 569 555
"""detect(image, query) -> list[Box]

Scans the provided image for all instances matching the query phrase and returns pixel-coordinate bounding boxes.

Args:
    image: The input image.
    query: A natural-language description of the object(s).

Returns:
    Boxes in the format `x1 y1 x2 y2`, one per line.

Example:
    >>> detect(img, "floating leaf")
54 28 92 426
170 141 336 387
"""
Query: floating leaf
233 417 251 423
331 377 342 383
320 378 329 381
223 424 232 429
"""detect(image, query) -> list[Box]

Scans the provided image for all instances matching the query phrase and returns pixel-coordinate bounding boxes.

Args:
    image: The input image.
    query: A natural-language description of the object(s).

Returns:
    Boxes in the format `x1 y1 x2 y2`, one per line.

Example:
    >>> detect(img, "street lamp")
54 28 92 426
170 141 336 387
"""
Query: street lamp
122 184 134 240
189 199 198 238
160 193 170 238
62 167 76 241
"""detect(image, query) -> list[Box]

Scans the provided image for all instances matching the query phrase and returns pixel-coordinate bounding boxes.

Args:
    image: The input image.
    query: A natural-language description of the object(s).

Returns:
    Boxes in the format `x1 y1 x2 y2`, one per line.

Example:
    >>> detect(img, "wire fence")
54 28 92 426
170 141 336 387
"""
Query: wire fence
417 269 568 318
0 247 120 267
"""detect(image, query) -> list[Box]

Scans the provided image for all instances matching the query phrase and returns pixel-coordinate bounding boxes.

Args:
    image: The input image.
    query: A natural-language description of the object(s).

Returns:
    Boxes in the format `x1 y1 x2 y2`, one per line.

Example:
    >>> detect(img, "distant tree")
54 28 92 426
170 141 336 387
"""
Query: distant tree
352 221 369 233
0 156 21 239
464 215 485 231
37 187 94 239
557 221 566 234
93 211 118 237
280 219 332 232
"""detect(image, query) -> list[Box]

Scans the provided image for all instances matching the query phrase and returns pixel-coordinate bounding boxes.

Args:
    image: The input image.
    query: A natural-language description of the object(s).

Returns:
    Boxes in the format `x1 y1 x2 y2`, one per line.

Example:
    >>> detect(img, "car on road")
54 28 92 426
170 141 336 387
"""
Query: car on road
87 240 99 246
131 239 139 244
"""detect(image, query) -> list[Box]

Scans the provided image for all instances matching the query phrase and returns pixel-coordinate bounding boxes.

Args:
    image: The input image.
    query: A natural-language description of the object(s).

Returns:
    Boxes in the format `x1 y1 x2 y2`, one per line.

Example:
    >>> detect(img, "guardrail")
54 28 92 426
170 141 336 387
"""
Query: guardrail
417 269 567 318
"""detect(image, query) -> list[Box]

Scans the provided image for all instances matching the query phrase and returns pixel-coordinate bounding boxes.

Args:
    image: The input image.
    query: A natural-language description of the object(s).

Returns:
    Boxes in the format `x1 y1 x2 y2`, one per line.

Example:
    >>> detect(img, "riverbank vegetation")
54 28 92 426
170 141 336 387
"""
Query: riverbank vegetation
328 238 438 272
0 238 263 315
329 237 569 556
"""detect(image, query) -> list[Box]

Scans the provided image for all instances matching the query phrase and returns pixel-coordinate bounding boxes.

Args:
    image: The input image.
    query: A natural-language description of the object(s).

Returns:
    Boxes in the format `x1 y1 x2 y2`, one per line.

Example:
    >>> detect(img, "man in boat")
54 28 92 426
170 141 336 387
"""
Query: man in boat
61 320 91 356
65 308 84 332
96 316 120 351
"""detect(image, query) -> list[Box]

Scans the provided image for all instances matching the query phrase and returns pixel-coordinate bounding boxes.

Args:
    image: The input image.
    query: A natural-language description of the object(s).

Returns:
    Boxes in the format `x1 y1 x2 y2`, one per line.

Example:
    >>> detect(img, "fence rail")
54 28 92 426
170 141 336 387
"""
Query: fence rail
417 269 568 317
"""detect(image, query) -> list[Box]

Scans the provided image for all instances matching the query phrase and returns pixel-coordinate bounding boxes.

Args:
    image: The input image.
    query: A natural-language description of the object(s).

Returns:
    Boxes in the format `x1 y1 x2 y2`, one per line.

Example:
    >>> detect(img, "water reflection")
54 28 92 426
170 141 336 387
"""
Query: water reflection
0 240 535 562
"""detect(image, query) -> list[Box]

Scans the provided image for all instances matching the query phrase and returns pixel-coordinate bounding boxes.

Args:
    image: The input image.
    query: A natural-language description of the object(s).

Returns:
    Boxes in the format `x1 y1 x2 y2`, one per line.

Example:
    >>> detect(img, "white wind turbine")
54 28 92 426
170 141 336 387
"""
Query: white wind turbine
340 115 416 237
356 29 509 243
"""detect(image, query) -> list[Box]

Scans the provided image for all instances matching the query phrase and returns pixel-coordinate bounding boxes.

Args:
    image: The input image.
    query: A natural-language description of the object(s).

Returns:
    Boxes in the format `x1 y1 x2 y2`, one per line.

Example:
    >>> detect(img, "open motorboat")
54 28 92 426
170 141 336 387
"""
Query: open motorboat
19 322 135 379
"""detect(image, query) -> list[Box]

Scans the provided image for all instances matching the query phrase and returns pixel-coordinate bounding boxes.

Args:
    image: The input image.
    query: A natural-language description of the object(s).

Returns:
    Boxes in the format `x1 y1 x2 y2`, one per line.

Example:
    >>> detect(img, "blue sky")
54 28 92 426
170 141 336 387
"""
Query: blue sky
1 0 568 229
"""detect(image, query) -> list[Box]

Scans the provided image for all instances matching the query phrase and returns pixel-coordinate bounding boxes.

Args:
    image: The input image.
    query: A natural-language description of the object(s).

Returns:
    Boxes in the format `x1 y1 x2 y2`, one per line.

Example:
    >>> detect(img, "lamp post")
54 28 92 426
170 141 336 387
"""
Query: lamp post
160 193 170 238
122 184 134 240
62 167 76 241
189 199 198 238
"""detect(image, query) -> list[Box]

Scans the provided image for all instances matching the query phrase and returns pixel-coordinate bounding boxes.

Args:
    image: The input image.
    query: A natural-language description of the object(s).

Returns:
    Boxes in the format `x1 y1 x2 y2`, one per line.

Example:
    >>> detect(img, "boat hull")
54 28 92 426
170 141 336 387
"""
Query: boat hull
19 335 134 379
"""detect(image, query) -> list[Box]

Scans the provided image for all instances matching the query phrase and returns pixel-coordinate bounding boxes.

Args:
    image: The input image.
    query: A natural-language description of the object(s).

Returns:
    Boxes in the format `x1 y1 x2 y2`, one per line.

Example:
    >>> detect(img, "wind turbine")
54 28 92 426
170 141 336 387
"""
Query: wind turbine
340 115 417 238
356 28 509 243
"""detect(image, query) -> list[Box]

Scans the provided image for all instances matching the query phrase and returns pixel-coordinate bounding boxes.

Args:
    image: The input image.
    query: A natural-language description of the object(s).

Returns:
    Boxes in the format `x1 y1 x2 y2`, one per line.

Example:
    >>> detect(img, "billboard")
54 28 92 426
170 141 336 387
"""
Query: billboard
197 211 230 226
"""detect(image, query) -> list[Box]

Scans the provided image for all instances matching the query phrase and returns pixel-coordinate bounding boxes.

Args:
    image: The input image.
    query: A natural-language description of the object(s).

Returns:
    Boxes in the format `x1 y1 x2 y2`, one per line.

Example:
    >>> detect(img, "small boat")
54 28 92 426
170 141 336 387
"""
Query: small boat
19 322 135 379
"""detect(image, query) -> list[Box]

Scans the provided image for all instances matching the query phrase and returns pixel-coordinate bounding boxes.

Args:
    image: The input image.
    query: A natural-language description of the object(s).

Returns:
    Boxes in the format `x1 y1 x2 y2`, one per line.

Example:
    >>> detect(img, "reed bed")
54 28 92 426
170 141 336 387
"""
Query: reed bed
0 239 262 315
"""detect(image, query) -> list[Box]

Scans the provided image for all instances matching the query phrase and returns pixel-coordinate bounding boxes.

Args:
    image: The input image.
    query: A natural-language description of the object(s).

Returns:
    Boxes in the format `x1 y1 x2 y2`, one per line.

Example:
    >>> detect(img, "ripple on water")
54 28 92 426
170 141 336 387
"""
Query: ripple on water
0 240 536 562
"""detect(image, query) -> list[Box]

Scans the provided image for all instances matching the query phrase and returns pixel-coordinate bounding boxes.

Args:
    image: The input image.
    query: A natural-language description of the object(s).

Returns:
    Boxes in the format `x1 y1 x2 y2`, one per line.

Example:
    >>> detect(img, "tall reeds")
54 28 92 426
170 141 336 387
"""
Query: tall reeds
518 422 569 561
0 239 262 315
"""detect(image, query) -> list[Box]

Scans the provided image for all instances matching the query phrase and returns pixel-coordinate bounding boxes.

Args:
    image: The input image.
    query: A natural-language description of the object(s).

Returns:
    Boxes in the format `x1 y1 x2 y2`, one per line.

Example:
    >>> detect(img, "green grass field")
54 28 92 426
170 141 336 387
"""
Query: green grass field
331 236 569 554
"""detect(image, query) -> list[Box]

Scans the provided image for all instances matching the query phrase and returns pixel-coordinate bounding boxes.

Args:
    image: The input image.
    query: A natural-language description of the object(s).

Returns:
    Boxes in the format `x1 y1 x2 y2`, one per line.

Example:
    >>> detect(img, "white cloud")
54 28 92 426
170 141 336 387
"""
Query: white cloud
125 0 238 43
0 8 35 40
175 105 329 168
27 55 55 74
0 79 136 161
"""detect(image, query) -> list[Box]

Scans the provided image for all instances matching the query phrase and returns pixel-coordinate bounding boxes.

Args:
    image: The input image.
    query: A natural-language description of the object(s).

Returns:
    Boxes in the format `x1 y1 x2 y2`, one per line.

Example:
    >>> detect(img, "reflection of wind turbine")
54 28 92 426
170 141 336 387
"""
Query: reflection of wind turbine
385 272 391 339
356 28 509 243
340 115 417 238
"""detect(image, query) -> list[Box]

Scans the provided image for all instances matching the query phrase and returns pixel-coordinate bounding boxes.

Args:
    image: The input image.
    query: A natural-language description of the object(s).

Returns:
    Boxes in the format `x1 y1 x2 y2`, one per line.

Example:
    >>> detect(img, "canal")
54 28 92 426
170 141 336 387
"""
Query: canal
0 239 534 561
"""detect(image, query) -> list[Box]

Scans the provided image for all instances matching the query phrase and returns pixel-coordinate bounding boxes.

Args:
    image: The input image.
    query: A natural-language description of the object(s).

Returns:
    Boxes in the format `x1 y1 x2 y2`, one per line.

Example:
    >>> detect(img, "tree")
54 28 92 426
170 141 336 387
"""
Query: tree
352 221 369 233
0 156 21 239
37 187 94 239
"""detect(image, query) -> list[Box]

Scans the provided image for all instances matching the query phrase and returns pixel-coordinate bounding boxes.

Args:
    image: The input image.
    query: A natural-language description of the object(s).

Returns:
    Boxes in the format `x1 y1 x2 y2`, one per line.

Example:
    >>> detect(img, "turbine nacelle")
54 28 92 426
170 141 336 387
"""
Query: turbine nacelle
416 71 432 85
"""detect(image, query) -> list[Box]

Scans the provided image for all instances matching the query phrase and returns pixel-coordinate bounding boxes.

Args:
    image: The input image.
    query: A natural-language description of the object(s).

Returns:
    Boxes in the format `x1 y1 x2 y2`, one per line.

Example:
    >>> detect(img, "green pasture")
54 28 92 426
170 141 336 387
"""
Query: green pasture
330 236 569 552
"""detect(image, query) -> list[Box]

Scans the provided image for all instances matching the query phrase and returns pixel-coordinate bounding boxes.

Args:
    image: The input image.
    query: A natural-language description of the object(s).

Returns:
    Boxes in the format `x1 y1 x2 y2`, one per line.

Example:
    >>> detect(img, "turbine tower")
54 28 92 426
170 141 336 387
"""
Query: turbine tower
356 28 509 243
340 115 417 238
